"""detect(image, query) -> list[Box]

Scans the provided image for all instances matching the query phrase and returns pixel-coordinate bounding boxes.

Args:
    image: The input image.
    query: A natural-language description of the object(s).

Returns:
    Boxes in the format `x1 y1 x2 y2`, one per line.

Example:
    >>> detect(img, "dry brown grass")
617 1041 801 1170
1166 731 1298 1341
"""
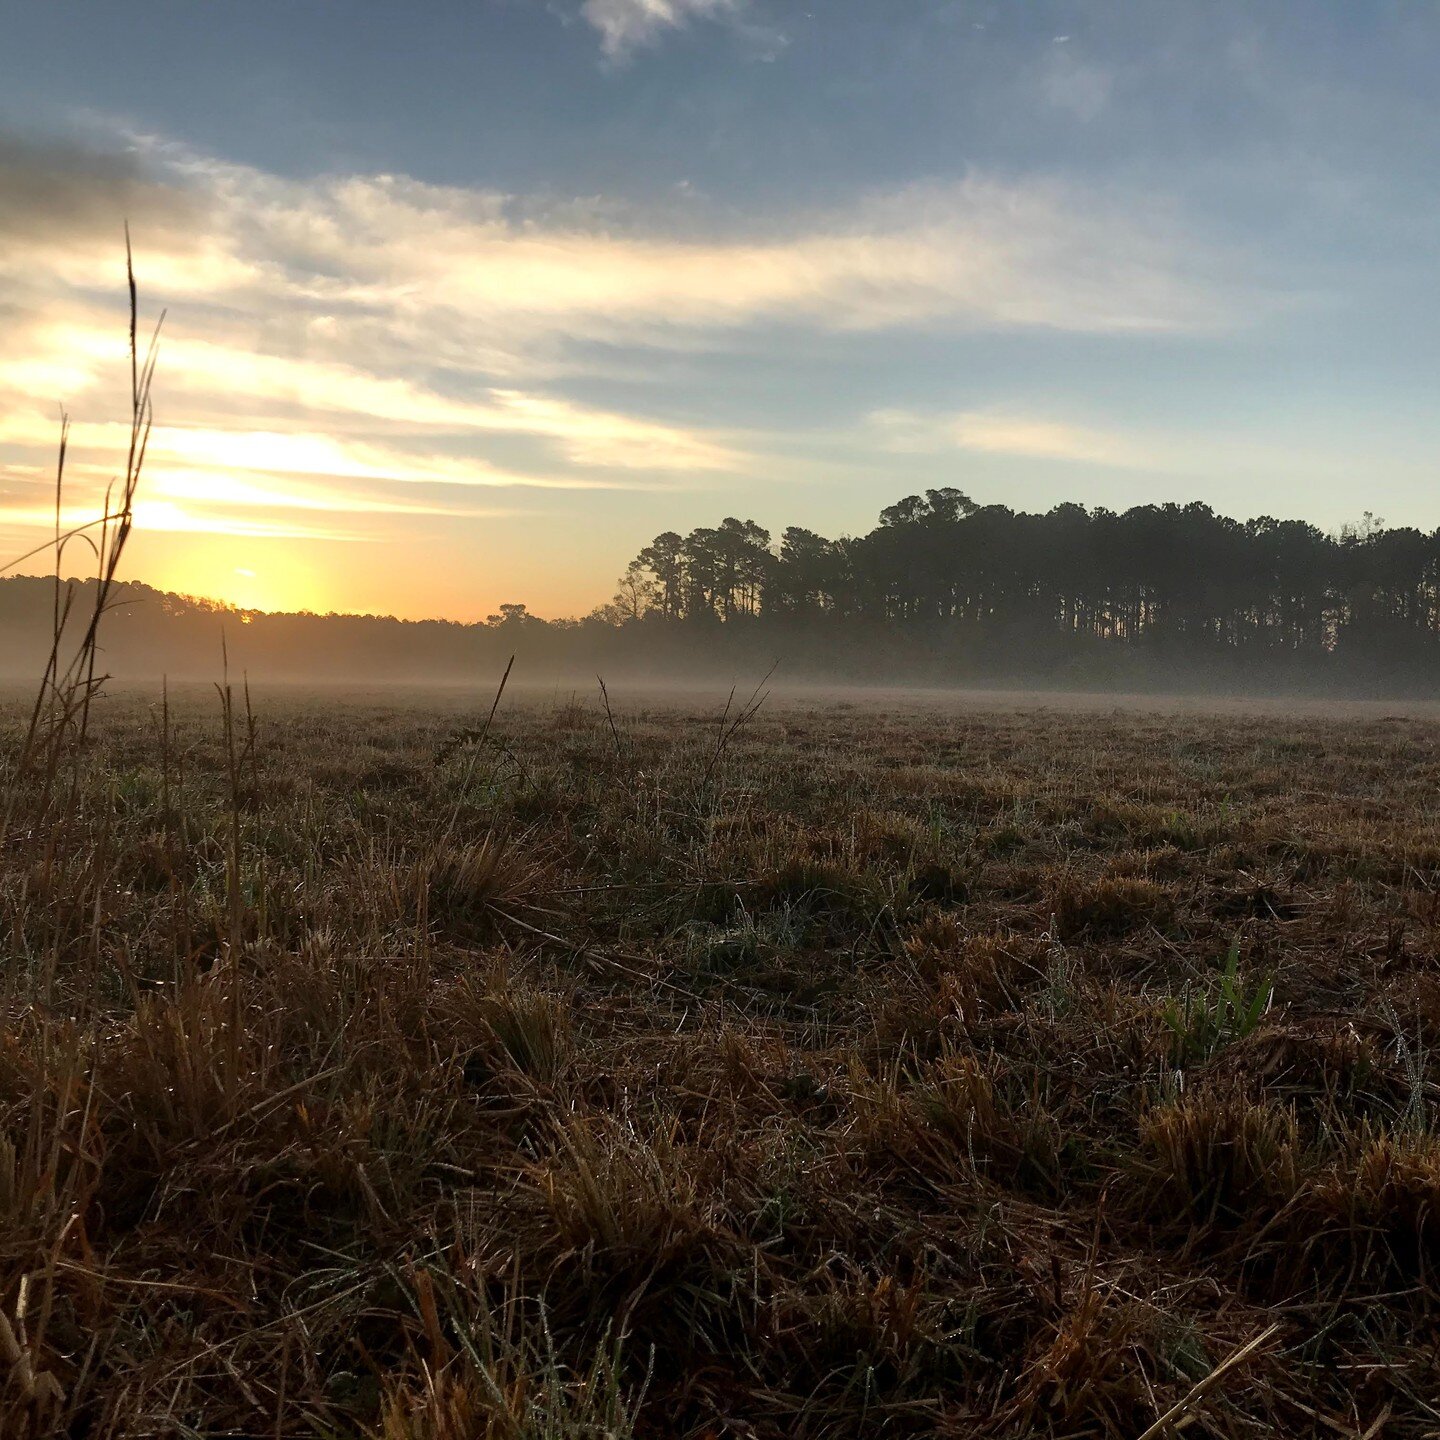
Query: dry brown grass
2 686 1440 1435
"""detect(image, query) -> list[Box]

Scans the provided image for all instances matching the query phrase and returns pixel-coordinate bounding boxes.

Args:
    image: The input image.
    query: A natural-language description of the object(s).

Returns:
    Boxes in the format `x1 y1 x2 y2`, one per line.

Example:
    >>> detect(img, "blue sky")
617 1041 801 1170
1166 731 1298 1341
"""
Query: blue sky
1 0 1437 617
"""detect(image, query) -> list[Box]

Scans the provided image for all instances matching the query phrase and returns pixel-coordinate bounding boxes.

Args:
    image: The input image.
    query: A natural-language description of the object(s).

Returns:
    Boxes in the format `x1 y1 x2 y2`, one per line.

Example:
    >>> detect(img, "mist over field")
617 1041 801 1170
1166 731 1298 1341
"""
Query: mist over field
8 487 1440 702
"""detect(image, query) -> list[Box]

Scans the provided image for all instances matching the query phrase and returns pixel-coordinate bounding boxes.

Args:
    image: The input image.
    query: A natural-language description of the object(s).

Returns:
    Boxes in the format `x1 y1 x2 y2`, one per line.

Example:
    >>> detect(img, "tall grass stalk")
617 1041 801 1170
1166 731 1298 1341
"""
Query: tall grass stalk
1 236 161 840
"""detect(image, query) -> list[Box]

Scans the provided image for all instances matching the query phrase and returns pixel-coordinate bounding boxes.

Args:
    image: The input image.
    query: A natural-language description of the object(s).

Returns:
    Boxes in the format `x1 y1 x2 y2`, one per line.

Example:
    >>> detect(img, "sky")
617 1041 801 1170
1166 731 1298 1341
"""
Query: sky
1 0 1439 620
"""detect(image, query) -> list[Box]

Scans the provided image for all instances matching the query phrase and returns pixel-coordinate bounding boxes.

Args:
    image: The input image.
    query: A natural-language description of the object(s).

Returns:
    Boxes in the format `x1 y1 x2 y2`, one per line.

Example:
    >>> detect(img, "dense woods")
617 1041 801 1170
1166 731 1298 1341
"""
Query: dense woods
603 491 1440 689
615 491 1435 651
4 492 1440 691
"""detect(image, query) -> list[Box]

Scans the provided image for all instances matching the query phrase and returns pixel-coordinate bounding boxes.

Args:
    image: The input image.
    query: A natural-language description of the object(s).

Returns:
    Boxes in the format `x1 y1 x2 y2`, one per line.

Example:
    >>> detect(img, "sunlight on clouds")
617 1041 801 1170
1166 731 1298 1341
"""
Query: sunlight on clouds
868 408 1154 467
0 493 371 543
0 320 124 402
2 440 512 553
122 137 1246 341
858 406 1390 492
950 414 1147 466
0 230 258 298
148 469 484 517
35 334 738 471
0 127 1262 616
0 412 675 502
481 389 732 468
131 500 366 541
156 429 401 481
0 356 105 398
255 172 1228 339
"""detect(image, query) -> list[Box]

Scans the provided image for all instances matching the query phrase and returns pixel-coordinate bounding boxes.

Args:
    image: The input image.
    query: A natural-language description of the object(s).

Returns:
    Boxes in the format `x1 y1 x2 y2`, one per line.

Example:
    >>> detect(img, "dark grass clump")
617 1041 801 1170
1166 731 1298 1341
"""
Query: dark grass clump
1137 1087 1304 1232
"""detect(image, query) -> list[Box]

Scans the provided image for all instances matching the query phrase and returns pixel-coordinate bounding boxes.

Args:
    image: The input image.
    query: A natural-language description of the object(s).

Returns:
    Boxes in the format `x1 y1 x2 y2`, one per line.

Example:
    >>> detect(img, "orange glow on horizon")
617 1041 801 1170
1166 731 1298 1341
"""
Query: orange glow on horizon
139 536 335 616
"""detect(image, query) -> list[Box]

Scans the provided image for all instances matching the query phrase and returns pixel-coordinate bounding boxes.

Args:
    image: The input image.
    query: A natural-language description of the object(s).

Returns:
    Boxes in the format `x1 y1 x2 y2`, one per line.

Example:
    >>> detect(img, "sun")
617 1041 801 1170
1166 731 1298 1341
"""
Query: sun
134 535 333 615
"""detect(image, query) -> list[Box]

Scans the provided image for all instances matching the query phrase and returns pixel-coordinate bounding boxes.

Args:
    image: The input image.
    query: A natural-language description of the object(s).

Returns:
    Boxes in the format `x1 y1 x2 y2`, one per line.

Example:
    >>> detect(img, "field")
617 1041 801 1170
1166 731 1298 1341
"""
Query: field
2 681 1439 1437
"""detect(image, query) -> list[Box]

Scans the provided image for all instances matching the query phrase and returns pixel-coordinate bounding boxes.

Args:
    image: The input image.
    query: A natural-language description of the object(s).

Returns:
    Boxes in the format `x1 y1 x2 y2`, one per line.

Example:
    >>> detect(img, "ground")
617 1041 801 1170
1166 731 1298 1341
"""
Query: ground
2 681 1438 1437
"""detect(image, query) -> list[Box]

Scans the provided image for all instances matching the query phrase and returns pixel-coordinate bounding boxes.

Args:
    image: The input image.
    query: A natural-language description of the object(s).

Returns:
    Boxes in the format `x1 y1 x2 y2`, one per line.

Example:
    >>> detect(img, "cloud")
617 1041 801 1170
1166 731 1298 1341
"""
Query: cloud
7 131 1254 335
0 349 734 476
0 494 382 544
131 141 1248 342
860 407 1414 507
0 135 200 249
580 0 740 59
868 408 1153 467
0 415 650 543
0 128 1260 561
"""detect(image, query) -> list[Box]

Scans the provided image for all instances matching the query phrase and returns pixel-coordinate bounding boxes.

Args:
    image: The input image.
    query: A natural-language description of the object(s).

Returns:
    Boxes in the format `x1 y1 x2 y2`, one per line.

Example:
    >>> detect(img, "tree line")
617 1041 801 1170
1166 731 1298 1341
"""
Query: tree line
4 490 1439 691
608 490 1439 663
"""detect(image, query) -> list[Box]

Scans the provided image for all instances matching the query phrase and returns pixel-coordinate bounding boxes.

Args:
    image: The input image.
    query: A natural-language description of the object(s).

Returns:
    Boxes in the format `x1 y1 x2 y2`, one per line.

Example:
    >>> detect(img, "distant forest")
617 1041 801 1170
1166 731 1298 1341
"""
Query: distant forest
4 491 1440 693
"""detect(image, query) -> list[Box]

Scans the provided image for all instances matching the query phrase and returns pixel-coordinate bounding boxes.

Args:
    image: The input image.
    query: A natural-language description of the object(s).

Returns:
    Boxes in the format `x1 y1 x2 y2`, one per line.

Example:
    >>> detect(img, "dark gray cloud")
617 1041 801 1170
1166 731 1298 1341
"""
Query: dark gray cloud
0 133 199 247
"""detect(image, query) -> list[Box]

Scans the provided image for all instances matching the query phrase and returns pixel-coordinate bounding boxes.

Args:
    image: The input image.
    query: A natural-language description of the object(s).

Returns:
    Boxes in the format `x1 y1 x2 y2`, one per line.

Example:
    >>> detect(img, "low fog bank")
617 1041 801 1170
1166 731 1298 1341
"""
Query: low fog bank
4 575 1440 704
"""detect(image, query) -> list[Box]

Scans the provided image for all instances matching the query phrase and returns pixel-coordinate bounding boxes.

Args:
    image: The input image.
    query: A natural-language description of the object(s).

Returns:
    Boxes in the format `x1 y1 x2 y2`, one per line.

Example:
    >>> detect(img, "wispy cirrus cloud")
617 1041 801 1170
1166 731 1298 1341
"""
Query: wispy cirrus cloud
867 408 1154 467
860 405 1406 508
187 159 1241 340
579 0 742 60
7 132 1253 345
3 327 735 471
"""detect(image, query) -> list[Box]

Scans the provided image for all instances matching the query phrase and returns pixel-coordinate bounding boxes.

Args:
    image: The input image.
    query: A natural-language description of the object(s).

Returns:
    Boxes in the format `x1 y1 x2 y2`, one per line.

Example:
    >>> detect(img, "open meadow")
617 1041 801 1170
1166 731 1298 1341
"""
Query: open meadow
2 682 1439 1437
